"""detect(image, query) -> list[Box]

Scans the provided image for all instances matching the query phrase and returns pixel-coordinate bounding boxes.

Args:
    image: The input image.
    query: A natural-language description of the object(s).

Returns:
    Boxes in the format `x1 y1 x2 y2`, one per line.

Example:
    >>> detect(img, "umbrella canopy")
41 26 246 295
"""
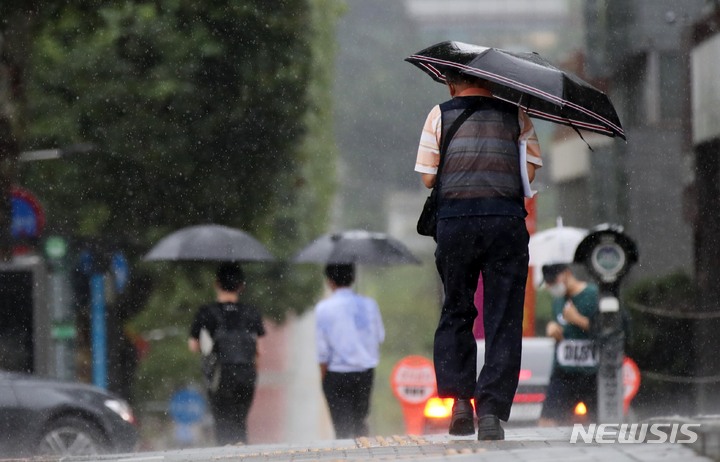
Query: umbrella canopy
293 230 421 266
143 224 275 262
528 221 588 286
406 41 625 140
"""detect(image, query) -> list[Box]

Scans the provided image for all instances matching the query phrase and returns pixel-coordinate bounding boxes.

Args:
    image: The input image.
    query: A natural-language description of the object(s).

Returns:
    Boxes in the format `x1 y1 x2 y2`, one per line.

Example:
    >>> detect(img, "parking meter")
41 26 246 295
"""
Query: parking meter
574 224 638 423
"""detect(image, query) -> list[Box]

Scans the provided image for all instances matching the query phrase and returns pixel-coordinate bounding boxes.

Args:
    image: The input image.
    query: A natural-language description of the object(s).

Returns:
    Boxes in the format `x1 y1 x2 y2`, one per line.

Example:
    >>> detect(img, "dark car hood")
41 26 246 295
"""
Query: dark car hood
0 371 120 408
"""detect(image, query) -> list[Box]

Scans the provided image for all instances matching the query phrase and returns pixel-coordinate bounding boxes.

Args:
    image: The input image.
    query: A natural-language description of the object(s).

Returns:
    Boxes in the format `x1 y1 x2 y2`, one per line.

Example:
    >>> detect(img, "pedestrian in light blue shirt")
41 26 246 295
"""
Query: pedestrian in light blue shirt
315 263 385 438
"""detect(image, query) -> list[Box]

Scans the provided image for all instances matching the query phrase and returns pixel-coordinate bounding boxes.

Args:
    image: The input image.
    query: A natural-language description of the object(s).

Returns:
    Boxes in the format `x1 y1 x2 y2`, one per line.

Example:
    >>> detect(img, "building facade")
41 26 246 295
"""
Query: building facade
553 0 707 280
690 2 720 415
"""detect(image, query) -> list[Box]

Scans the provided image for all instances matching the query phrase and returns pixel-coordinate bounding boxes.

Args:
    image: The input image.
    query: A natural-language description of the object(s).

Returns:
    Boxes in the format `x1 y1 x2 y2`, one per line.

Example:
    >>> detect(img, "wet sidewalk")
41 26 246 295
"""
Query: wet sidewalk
61 421 720 462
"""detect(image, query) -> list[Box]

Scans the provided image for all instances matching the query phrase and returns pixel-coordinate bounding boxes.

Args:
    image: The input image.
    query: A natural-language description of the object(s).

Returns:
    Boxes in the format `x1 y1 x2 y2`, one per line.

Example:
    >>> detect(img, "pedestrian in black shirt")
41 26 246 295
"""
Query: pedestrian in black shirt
189 263 265 445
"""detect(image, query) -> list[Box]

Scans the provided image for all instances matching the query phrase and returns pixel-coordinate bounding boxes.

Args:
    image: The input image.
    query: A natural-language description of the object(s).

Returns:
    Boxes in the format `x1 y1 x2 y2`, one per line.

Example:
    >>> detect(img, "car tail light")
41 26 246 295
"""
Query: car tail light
423 398 454 419
513 393 545 403
574 401 588 416
423 398 476 419
518 369 532 381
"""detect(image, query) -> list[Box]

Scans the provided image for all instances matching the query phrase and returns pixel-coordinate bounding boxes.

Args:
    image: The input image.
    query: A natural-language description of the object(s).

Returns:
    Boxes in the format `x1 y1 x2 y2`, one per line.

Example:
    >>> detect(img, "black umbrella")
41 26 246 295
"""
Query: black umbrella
293 230 421 266
143 224 275 262
406 41 625 140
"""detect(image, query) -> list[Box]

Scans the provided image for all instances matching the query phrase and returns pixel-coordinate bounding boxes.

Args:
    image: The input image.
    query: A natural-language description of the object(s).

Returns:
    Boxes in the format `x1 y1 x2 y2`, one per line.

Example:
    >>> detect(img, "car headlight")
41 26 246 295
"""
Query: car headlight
104 399 136 424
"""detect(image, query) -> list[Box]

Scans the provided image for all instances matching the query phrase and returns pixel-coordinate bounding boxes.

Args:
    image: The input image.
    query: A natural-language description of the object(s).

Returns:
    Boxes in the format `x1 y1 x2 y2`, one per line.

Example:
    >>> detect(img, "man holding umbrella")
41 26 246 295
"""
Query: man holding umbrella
414 70 542 440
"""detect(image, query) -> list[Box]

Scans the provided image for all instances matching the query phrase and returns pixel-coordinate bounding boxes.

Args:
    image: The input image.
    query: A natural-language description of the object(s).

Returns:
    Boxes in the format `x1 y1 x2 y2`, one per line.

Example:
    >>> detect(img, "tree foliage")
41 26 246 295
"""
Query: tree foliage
18 0 341 403
23 0 339 318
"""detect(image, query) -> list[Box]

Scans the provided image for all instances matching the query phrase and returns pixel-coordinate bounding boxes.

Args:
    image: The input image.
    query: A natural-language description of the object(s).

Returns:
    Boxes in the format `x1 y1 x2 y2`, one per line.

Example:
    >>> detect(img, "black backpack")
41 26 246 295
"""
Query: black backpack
210 303 257 365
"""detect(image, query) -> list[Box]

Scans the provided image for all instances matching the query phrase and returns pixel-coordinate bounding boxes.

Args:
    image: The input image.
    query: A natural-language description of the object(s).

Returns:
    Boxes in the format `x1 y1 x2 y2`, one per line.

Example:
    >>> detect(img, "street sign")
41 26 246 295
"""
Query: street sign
111 252 129 294
169 388 207 425
391 356 436 405
77 249 94 275
391 356 437 435
11 186 45 239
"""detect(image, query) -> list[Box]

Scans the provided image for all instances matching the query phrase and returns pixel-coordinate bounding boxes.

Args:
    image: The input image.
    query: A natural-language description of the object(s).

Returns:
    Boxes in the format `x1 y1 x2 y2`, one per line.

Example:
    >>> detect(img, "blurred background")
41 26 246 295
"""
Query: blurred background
0 0 719 450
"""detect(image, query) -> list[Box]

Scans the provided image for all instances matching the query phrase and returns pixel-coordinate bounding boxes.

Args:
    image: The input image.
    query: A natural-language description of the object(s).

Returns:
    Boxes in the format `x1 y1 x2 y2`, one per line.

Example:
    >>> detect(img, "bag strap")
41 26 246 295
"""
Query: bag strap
435 103 481 188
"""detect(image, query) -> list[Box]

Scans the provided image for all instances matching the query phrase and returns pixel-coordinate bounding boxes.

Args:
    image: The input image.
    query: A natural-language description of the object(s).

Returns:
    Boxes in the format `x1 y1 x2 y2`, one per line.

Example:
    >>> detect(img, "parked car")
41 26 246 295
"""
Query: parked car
422 337 556 432
0 370 138 457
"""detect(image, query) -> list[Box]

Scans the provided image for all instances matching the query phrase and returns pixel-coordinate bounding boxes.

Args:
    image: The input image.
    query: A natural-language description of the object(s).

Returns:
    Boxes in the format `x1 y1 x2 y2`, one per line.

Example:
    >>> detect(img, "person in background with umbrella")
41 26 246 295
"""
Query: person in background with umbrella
188 263 266 445
414 69 542 440
538 263 599 427
315 263 385 439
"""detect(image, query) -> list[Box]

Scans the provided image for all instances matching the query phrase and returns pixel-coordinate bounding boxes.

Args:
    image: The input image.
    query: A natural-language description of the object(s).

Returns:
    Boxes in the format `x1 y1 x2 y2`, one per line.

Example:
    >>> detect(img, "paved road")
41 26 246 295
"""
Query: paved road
52 425 720 462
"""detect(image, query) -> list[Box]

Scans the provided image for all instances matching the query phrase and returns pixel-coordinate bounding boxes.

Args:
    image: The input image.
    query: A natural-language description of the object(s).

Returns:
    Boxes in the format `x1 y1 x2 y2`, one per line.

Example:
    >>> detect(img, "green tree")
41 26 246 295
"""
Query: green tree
24 0 338 310
20 0 340 401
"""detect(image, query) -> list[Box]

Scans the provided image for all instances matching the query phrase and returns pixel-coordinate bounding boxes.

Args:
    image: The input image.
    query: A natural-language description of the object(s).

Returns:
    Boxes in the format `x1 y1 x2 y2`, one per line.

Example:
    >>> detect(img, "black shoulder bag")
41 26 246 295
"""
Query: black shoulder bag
416 104 480 238
211 303 257 366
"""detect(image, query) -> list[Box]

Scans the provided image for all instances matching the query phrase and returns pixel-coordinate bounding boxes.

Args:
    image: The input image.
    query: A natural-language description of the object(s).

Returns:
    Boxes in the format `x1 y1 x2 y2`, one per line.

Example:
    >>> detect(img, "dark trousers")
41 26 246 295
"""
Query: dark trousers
434 216 528 421
209 364 257 445
540 368 598 422
322 369 374 438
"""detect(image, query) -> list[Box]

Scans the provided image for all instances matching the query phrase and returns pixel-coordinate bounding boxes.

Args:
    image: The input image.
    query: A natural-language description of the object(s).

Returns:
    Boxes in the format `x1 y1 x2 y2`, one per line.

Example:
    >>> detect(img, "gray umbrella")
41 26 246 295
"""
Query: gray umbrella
143 224 275 262
293 230 421 266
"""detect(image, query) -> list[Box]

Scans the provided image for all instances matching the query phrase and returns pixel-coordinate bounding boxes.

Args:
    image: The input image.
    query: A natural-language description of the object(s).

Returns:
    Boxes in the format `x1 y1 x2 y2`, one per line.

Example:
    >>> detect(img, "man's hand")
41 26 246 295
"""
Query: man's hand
319 363 328 381
527 162 537 183
546 321 563 341
421 173 436 188
562 301 590 331
188 338 200 353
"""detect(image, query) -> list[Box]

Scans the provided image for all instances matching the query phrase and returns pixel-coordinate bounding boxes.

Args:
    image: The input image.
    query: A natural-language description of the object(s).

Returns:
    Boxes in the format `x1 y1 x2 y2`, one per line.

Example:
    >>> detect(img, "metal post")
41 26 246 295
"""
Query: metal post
573 224 637 424
596 293 624 423
90 274 107 389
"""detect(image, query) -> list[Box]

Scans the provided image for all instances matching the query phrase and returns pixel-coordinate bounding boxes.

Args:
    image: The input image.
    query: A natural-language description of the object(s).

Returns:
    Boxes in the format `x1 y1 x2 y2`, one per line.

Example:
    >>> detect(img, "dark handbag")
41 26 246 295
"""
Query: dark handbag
416 105 481 238
416 189 439 237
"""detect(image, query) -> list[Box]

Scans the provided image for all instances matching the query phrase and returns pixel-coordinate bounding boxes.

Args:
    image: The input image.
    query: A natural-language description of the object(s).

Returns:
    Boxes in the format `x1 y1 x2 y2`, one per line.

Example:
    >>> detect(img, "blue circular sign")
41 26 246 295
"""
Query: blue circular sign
11 187 45 239
169 388 206 425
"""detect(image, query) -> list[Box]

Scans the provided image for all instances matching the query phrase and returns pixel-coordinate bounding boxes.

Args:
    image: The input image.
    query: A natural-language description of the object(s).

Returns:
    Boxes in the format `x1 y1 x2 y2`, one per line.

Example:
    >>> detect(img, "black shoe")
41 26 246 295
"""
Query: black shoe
477 415 504 441
448 399 475 436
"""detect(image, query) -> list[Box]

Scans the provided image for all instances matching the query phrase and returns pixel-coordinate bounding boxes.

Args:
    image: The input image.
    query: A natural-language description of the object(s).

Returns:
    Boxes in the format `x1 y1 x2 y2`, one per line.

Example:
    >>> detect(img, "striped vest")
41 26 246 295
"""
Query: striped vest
438 96 526 219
